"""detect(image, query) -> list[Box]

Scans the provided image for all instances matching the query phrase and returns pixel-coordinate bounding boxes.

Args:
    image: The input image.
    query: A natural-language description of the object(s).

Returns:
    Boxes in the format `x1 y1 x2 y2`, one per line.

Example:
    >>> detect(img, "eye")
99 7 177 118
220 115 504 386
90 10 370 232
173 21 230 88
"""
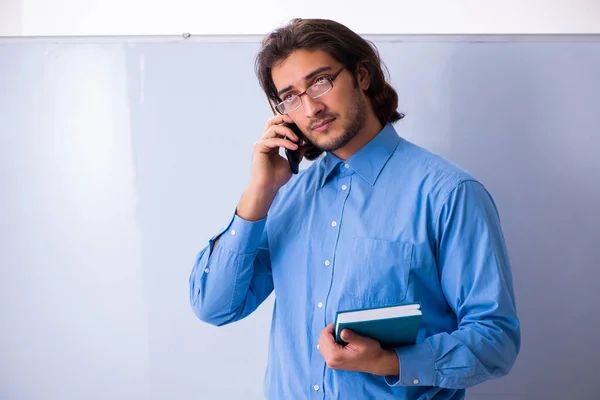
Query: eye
314 76 330 85
283 93 296 102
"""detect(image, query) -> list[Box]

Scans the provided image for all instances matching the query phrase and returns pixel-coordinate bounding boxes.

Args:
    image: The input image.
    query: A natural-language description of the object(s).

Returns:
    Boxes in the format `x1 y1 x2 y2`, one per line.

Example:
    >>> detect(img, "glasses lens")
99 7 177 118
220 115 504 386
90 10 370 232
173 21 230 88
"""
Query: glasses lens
276 102 287 114
307 79 332 98
279 96 302 114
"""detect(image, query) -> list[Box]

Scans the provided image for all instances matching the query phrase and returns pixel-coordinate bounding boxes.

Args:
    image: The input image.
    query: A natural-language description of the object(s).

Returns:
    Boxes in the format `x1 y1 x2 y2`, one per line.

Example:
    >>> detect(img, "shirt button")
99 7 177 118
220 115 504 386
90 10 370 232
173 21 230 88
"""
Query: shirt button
316 344 320 350
204 268 210 273
344 163 350 169
341 184 347 191
324 260 331 266
331 221 337 227
230 230 236 235
413 379 420 384
317 302 323 308
313 385 320 391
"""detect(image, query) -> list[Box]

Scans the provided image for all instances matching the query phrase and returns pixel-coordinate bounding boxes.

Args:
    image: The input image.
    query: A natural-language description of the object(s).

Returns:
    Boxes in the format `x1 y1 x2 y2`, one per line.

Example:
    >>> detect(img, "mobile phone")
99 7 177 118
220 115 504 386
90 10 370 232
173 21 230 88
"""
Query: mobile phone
284 123 303 174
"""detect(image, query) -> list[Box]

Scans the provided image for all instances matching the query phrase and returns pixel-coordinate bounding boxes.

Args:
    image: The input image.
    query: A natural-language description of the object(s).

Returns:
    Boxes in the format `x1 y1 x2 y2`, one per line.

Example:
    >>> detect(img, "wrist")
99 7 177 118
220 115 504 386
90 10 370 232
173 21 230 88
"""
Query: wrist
236 183 277 221
371 349 400 376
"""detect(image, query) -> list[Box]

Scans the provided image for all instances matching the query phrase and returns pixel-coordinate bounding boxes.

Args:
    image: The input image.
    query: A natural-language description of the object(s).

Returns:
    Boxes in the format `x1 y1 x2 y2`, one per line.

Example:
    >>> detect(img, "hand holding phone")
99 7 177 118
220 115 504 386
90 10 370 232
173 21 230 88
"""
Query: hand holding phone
248 114 302 193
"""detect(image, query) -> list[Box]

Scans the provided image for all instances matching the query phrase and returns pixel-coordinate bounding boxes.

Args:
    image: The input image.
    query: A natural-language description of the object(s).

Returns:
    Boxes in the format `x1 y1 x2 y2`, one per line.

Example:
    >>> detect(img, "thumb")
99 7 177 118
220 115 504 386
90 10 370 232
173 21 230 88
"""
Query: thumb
342 329 359 342
342 329 376 351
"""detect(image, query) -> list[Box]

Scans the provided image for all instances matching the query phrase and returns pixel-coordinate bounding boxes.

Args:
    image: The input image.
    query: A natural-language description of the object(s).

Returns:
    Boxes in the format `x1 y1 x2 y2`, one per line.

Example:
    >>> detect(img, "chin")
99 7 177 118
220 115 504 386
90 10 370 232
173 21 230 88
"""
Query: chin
314 127 357 153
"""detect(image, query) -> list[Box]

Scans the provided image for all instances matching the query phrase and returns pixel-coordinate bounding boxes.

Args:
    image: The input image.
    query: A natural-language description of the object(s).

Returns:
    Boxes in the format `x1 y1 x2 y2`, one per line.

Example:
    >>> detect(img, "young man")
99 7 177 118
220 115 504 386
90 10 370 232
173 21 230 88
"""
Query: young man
190 18 520 399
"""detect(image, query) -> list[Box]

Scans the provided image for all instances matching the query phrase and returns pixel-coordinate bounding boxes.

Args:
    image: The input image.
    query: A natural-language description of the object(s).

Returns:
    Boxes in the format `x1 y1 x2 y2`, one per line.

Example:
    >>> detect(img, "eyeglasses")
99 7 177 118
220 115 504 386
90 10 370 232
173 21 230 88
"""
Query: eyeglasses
275 67 345 114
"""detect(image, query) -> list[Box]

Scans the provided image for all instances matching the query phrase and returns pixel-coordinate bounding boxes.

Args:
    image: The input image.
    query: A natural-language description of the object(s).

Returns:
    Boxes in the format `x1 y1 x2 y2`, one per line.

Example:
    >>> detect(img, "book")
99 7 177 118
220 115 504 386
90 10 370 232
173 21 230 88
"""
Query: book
334 302 422 348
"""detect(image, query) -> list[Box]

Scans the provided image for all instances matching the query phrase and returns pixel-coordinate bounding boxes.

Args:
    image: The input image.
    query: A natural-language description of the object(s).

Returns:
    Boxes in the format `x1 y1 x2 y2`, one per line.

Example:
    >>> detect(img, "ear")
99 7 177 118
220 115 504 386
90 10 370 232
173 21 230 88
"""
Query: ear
355 63 371 91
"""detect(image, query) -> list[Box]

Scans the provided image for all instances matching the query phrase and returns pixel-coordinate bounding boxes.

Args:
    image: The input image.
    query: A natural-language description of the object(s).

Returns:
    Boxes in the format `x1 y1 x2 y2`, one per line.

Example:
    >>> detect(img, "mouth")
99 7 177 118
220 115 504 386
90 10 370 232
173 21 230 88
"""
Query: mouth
311 117 336 133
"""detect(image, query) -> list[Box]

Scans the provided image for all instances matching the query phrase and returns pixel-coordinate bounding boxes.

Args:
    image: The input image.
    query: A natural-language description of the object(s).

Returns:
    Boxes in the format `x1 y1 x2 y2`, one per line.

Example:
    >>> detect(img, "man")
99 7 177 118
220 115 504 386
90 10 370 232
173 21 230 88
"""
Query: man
189 18 520 399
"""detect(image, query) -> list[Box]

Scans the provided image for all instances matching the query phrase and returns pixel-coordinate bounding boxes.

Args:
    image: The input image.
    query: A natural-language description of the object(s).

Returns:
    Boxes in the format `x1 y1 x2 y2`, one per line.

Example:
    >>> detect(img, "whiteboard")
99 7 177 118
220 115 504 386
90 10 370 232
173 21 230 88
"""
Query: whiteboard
1 35 599 400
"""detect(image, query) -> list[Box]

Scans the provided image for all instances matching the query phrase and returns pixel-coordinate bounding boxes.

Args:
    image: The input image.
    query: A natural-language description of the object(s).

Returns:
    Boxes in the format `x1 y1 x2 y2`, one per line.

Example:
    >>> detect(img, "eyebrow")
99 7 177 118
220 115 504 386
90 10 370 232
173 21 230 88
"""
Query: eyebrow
277 66 333 97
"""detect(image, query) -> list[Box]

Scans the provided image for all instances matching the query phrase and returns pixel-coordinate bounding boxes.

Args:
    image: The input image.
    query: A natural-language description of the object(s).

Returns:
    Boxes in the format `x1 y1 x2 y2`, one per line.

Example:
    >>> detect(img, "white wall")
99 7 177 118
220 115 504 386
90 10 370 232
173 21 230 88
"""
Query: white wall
1 0 600 36
0 0 22 35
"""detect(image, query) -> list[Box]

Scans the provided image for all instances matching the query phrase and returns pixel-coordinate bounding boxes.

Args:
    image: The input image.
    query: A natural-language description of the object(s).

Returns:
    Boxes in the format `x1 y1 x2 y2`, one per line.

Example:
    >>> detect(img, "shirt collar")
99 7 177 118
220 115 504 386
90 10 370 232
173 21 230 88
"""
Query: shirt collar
320 122 400 188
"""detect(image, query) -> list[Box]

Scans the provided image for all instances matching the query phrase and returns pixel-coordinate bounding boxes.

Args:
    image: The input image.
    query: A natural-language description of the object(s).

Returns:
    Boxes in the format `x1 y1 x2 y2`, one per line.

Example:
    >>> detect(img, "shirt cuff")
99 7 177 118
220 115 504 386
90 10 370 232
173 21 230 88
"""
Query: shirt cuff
384 343 436 387
212 212 267 254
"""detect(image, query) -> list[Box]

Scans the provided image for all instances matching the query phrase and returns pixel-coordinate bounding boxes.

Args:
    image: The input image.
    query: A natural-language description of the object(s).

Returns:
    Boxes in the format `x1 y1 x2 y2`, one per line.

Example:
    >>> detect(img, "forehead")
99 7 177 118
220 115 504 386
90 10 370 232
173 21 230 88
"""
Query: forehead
271 49 338 91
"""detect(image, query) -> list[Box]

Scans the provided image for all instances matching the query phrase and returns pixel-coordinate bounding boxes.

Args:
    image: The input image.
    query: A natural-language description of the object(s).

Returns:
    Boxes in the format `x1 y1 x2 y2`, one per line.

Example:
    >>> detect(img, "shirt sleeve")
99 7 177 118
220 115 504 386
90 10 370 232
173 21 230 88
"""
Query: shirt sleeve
385 180 521 389
189 211 274 326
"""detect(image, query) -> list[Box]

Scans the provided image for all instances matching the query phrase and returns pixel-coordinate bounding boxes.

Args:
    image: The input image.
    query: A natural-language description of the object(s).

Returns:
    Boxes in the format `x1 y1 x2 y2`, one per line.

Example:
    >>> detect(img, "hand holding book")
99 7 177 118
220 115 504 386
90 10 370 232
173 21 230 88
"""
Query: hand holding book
334 302 422 348
317 322 400 376
316 302 422 376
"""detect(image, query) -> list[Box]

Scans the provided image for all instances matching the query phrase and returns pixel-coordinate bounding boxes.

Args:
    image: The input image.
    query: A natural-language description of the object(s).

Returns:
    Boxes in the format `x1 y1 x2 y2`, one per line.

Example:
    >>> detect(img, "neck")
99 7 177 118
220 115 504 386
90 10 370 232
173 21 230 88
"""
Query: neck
332 111 383 161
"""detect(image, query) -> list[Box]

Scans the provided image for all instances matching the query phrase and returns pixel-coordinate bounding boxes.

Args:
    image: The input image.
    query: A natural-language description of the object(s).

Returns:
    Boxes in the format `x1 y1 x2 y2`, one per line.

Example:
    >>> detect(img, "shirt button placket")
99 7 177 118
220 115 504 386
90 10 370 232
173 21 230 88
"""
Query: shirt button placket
312 173 350 399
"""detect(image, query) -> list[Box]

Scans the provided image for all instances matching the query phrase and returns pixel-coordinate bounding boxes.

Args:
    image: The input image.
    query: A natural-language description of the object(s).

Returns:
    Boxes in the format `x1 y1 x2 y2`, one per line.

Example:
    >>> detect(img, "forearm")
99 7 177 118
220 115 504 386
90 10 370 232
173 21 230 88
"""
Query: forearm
189 214 273 326
389 179 520 389
385 318 519 389
211 183 277 251
237 181 278 221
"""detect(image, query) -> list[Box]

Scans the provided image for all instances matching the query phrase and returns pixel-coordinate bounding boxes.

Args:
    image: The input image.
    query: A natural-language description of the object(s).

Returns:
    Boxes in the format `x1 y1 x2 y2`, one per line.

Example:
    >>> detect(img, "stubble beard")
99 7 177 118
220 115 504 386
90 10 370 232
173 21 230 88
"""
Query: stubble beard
308 90 367 153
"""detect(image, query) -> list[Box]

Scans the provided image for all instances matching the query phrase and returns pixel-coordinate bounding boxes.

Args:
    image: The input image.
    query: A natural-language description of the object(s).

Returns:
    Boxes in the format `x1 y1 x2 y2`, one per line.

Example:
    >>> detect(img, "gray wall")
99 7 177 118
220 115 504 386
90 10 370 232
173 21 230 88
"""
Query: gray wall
1 36 599 400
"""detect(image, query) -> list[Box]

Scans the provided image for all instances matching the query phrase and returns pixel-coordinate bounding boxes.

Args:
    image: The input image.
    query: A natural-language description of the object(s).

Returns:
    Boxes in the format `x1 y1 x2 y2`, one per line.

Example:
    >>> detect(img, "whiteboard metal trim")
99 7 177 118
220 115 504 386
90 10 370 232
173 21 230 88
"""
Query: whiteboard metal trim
1 34 600 44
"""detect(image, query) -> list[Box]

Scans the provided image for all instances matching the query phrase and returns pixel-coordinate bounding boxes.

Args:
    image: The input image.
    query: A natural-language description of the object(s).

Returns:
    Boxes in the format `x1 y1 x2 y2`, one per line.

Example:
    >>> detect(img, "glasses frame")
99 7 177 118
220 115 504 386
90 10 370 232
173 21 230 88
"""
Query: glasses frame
275 66 345 115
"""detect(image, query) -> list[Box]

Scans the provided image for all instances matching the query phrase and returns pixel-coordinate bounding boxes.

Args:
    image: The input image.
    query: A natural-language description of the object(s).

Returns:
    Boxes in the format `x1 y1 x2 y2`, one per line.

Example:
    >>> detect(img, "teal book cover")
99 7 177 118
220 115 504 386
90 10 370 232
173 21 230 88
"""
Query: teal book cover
333 302 422 348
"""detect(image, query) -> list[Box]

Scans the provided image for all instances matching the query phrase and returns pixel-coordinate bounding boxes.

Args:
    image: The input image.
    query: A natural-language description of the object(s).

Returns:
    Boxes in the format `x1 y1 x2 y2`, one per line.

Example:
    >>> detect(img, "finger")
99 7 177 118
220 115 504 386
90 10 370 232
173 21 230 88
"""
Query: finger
320 326 336 345
263 124 300 143
255 137 299 154
325 323 334 334
264 114 293 131
319 327 346 369
319 325 344 354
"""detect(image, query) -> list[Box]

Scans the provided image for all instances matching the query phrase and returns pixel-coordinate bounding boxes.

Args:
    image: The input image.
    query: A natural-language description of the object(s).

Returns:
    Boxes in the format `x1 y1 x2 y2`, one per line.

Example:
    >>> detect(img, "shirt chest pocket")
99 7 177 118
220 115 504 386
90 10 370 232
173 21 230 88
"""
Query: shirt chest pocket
341 237 413 305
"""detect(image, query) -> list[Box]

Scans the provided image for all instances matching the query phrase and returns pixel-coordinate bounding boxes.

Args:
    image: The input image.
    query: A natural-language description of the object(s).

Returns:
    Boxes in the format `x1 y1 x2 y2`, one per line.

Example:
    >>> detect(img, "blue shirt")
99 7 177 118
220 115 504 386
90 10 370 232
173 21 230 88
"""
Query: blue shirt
189 123 520 399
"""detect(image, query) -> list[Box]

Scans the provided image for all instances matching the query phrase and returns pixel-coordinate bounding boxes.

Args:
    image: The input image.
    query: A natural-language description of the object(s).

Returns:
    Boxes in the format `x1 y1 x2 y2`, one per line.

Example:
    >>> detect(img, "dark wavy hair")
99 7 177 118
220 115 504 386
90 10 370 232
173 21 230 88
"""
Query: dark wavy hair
255 18 404 160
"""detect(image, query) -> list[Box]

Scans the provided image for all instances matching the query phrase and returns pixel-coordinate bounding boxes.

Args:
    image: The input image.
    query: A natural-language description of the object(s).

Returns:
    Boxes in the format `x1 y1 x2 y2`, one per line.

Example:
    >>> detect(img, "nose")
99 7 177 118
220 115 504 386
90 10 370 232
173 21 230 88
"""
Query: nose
301 94 324 119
